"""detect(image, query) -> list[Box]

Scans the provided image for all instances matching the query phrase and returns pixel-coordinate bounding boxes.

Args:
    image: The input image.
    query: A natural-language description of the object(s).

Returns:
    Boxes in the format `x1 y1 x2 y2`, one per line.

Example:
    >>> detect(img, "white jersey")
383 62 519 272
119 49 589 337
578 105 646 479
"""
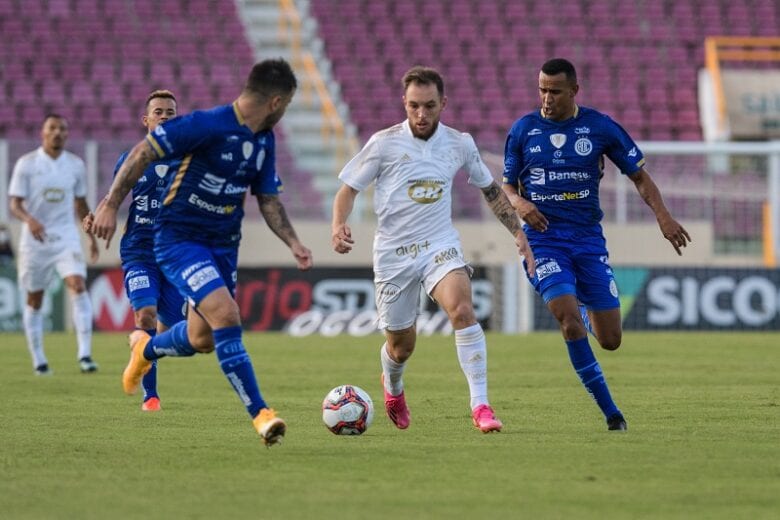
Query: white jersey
339 120 493 263
8 147 87 252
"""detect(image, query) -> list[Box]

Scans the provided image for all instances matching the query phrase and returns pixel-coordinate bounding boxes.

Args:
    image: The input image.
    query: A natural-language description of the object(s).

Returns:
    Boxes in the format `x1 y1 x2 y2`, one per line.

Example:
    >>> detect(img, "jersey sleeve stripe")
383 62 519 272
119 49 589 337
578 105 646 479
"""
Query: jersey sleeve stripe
146 134 165 158
163 154 193 205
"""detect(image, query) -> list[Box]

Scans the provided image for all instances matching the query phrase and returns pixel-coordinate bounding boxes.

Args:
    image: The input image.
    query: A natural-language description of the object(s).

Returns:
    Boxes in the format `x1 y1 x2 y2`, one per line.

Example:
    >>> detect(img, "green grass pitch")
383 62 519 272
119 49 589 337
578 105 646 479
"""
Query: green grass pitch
1 331 778 519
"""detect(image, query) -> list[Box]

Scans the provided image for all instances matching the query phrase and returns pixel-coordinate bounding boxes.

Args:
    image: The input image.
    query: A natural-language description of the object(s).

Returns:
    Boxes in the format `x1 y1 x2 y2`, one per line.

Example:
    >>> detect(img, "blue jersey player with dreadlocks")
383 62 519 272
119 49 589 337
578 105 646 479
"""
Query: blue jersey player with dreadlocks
91 59 313 446
502 58 691 431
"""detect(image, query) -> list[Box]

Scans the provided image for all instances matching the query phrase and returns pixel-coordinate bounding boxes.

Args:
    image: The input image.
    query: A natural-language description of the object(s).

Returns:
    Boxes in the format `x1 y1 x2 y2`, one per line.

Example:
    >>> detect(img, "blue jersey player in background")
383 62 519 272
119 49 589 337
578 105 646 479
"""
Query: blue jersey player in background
502 58 691 431
87 90 187 412
91 59 313 446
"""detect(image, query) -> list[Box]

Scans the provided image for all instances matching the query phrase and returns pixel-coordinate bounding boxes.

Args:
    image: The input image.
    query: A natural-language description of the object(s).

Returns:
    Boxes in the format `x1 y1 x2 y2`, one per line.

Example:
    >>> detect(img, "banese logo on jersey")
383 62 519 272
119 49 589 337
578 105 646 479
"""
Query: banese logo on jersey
530 168 546 185
198 173 226 195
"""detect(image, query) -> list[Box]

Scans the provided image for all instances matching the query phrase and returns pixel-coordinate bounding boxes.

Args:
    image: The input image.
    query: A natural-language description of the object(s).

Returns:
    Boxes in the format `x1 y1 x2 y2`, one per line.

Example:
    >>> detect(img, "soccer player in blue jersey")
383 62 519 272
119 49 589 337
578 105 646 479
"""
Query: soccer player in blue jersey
85 90 186 411
91 59 313 446
502 58 691 431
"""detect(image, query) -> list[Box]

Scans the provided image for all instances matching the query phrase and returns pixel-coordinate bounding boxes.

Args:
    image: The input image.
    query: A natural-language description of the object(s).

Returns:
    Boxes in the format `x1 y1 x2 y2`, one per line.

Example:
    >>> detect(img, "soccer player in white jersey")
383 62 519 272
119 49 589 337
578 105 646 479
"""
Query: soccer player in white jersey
9 114 99 375
332 66 536 433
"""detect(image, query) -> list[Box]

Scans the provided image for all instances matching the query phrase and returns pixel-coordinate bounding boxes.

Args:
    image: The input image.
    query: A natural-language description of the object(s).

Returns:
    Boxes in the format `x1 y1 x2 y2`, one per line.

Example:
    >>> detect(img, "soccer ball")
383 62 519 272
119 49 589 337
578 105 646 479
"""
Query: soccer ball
322 384 374 435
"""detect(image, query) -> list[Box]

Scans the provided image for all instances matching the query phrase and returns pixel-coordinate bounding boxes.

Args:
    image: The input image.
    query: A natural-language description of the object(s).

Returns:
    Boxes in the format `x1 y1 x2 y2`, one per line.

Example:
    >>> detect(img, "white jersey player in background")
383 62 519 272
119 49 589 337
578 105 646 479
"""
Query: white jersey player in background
9 114 99 375
331 66 535 433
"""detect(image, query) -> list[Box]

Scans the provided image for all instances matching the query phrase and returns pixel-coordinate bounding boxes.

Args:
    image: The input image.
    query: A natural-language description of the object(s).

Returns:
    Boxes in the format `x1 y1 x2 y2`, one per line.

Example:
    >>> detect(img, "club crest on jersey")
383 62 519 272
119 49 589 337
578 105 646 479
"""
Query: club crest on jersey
242 141 253 160
550 134 566 149
154 164 169 178
256 149 266 170
575 138 593 156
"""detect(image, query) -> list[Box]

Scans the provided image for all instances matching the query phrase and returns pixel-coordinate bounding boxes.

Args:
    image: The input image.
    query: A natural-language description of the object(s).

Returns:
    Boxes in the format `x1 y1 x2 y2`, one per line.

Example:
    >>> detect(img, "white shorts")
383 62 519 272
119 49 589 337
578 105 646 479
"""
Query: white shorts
374 239 469 331
18 242 86 292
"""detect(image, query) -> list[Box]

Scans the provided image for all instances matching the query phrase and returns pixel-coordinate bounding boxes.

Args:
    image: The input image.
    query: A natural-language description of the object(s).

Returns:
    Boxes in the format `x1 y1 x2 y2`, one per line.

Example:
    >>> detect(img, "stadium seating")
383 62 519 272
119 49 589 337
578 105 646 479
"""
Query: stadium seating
1 0 777 224
310 0 778 219
311 0 778 148
0 0 323 218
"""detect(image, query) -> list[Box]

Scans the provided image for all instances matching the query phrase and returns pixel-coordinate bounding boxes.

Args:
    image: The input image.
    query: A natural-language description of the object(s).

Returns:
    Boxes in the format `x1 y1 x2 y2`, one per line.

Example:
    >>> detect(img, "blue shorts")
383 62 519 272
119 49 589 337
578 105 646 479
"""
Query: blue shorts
154 237 238 308
123 261 187 327
524 227 619 311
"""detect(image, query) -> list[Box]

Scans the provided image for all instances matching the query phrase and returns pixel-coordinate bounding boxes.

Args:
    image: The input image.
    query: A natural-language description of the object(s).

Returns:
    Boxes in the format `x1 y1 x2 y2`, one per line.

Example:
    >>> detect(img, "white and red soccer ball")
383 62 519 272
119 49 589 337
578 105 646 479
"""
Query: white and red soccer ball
322 385 374 435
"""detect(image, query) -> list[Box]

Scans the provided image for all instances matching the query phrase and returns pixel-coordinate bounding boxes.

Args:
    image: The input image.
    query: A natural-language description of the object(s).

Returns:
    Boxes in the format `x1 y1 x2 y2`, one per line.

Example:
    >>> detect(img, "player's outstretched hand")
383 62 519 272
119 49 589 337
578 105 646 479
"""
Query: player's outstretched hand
514 231 536 277
92 198 118 249
659 215 691 256
292 242 313 271
332 224 354 254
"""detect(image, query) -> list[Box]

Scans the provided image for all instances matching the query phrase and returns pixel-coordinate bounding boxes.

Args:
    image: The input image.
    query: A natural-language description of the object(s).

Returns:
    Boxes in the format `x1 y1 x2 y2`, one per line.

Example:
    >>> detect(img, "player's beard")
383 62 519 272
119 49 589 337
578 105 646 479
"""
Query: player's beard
261 108 285 130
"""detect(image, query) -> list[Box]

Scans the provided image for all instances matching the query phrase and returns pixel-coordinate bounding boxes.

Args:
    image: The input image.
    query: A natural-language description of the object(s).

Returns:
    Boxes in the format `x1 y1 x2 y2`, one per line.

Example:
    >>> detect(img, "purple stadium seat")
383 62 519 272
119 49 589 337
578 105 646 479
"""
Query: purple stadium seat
41 83 68 105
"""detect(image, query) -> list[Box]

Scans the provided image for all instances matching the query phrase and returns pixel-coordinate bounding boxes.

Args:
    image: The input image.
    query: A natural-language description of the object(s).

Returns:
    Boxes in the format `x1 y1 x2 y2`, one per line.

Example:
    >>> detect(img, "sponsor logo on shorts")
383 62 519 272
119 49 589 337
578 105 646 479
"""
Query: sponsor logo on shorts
535 259 562 280
376 282 401 304
182 261 209 278
434 247 459 265
128 275 151 292
186 266 220 292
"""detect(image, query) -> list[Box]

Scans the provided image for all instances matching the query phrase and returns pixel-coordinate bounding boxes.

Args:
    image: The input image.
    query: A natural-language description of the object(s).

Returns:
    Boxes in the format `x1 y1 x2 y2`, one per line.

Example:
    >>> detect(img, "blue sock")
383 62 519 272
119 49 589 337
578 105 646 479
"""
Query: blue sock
213 326 267 418
141 328 158 400
144 321 196 360
566 337 620 419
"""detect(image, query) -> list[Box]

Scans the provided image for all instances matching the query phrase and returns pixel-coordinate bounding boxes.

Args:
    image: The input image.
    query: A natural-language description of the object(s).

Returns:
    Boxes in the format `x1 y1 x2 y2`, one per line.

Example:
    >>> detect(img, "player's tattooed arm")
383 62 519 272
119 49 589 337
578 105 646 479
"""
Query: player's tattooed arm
104 141 157 209
258 193 314 270
257 193 300 245
481 181 523 236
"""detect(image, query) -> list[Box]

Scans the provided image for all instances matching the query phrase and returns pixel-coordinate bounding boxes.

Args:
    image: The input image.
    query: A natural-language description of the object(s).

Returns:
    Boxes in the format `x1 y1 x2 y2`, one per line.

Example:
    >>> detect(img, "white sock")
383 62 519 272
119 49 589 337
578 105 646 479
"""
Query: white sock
455 323 489 410
23 305 46 368
380 343 405 396
71 291 93 360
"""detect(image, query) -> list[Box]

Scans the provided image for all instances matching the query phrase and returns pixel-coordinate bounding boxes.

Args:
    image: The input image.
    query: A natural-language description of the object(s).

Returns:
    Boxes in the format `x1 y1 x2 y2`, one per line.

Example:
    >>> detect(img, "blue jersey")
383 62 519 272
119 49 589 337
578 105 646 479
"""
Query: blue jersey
503 105 645 230
146 102 282 247
117 152 181 263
